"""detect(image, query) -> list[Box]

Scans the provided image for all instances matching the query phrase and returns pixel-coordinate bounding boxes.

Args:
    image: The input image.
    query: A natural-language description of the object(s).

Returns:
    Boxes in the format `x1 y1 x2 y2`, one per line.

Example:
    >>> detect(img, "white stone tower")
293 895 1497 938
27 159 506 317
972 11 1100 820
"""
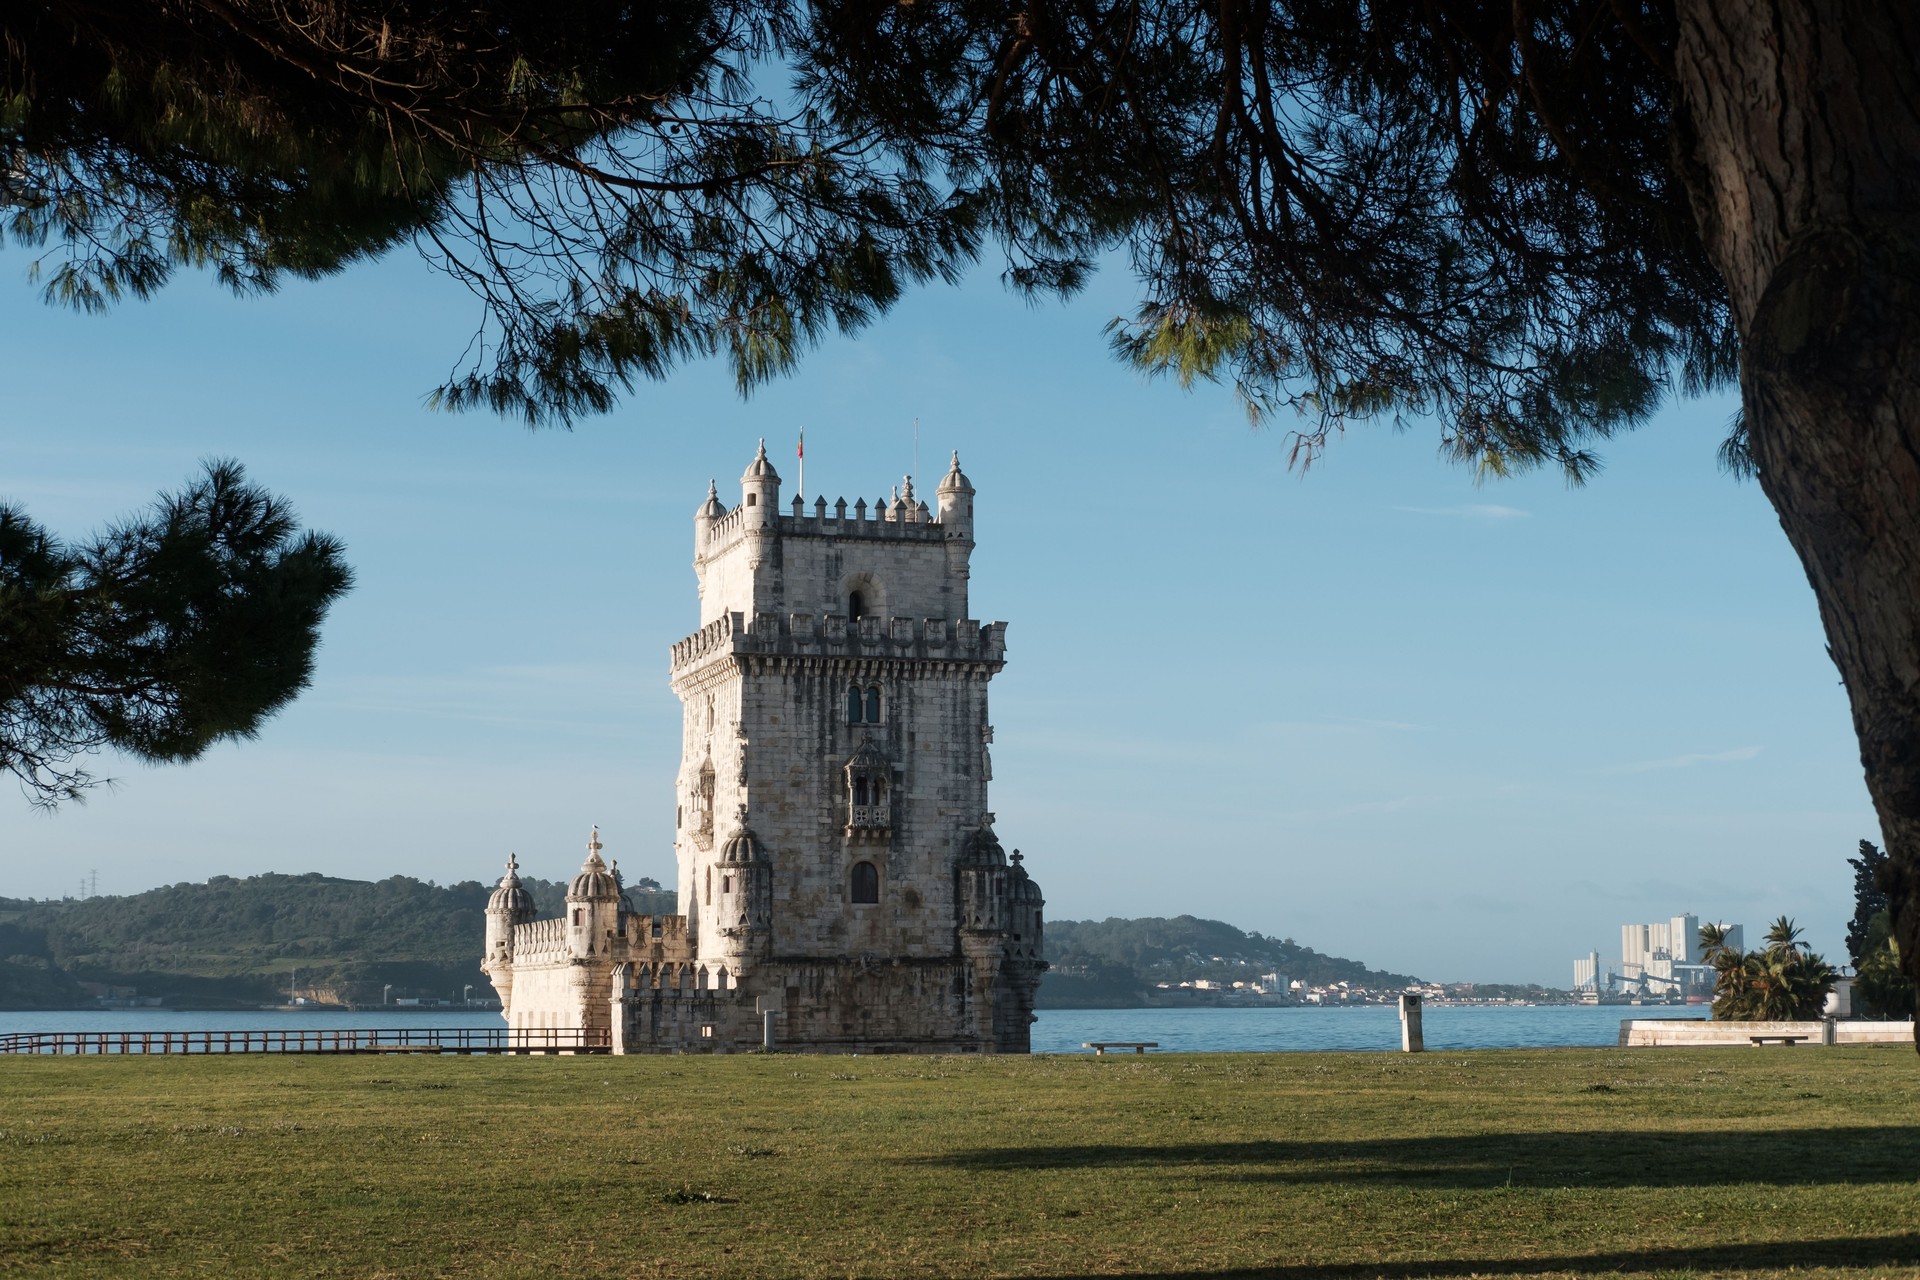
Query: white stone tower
667 444 1043 1050
481 444 1044 1053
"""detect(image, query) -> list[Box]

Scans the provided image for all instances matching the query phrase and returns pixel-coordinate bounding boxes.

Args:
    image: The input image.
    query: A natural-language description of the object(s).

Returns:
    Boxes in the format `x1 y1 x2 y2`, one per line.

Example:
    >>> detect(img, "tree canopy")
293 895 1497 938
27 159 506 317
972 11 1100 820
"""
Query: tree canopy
0 462 351 806
8 2 1920 1016
1701 917 1836 1022
3 0 992 422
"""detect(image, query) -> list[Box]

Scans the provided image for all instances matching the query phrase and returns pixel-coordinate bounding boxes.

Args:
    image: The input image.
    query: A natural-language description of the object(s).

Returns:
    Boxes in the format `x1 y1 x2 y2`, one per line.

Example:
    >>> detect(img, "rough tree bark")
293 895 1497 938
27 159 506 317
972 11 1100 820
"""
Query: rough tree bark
1674 0 1920 1040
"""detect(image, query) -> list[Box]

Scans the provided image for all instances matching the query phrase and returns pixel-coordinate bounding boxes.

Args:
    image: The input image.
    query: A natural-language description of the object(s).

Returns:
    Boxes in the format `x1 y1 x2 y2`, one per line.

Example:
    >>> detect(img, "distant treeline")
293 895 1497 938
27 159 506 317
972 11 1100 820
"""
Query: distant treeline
0 872 672 1010
0 875 1411 1013
1036 915 1418 1008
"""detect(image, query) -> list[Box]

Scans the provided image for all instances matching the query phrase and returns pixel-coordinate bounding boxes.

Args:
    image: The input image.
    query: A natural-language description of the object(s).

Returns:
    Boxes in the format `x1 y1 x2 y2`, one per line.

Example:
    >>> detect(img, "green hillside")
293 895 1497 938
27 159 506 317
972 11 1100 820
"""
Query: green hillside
1037 915 1418 1007
0 876 1409 1012
0 873 673 1010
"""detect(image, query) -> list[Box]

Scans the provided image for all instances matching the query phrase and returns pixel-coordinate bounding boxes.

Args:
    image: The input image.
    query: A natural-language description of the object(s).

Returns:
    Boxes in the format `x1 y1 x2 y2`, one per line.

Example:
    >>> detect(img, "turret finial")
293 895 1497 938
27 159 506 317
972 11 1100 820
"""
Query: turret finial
588 825 602 854
505 852 519 875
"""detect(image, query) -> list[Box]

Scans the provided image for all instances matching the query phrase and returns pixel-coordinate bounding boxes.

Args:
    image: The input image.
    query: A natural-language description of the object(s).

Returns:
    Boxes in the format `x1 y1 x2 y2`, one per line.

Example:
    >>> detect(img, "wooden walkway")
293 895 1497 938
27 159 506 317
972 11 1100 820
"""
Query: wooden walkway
0 1027 609 1055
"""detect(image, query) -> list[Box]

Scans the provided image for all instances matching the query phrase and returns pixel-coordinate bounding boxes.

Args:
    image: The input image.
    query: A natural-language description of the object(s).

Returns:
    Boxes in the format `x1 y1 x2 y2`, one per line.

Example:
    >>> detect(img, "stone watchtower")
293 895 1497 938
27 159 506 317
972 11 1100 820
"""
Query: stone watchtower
664 443 1044 1051
482 443 1044 1052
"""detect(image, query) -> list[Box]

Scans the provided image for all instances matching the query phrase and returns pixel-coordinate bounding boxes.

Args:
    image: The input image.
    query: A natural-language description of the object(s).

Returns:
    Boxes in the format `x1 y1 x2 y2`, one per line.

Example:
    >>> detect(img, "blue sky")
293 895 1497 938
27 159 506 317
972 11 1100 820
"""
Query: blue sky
0 243 1875 984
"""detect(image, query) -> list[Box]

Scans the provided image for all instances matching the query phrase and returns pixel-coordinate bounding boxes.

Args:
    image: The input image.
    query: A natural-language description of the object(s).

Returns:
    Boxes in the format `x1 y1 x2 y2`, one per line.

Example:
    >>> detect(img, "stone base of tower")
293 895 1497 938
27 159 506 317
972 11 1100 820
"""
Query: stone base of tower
606 950 1044 1055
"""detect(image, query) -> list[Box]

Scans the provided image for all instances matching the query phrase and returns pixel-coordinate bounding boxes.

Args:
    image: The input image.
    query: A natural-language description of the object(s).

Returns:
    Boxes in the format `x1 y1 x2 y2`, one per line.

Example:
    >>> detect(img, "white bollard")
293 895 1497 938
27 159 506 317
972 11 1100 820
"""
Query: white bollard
756 992 784 1052
1400 993 1425 1053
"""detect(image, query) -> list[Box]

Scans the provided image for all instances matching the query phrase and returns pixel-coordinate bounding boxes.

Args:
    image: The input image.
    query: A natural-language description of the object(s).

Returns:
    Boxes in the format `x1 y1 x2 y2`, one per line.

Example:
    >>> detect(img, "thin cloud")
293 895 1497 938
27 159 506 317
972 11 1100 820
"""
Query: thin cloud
1607 745 1764 775
1393 503 1532 520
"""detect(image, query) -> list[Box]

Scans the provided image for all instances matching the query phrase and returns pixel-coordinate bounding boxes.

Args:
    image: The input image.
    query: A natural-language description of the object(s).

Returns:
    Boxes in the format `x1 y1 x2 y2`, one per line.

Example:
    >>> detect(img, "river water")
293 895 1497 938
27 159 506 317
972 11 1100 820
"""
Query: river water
0 1004 1704 1052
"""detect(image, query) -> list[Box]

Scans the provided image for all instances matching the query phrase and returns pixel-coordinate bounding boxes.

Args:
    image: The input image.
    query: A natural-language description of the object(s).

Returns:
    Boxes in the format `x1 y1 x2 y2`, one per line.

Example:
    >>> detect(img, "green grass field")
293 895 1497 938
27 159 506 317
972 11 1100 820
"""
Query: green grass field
2 1047 1917 1278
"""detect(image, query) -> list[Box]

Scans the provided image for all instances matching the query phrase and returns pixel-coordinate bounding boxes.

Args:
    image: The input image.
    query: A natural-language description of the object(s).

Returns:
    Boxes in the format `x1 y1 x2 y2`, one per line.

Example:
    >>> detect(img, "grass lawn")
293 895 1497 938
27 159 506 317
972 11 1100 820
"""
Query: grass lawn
2 1046 1918 1278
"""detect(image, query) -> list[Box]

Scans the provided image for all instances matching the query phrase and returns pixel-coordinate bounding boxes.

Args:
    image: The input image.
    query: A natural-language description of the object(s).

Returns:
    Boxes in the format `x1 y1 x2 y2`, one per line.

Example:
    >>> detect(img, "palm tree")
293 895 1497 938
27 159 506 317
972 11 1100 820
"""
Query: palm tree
1701 919 1835 1021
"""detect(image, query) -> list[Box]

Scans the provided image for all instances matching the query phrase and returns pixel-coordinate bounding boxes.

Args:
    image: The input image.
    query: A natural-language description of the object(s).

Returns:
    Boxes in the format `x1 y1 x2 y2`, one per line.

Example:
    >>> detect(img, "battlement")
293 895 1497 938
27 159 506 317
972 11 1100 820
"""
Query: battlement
671 610 1007 677
510 915 568 961
508 912 693 965
699 497 951 559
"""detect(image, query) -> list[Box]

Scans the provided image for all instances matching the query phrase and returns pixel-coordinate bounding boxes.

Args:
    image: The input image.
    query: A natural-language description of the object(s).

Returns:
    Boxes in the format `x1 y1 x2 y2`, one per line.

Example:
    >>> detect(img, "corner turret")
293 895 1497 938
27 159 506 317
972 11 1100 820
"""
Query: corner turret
566 827 623 959
936 452 974 537
481 853 537 1014
741 439 781 520
713 806 773 971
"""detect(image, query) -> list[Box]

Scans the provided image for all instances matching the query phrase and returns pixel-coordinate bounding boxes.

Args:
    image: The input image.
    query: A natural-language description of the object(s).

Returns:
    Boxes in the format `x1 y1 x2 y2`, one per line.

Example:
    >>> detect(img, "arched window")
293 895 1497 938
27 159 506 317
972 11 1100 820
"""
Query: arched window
848 590 866 619
846 684 864 723
865 685 881 723
850 861 880 904
854 777 869 805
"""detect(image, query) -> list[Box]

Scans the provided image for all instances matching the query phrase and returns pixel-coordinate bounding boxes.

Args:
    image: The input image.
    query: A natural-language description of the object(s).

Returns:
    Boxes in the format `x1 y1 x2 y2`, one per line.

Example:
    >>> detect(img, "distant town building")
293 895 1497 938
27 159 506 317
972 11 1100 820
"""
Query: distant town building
1575 913 1740 1002
1573 950 1601 994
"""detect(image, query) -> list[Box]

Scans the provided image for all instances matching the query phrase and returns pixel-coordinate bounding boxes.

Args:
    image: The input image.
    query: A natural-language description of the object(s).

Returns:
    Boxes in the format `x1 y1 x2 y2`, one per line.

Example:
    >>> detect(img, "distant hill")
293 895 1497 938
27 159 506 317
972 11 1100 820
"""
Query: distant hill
0 876 1409 1013
0 873 674 1010
1038 915 1419 1007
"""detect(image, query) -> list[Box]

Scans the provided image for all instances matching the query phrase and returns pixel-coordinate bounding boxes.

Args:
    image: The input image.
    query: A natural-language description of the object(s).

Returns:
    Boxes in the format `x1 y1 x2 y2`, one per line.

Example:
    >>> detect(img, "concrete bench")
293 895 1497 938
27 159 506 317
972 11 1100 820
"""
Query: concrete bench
1083 1041 1158 1055
1749 1035 1808 1046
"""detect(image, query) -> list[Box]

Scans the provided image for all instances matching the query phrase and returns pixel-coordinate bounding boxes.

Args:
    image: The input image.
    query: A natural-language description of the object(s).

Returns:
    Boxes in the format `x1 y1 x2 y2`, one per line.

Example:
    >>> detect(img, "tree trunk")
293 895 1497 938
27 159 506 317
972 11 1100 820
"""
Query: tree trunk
1674 1 1920 1041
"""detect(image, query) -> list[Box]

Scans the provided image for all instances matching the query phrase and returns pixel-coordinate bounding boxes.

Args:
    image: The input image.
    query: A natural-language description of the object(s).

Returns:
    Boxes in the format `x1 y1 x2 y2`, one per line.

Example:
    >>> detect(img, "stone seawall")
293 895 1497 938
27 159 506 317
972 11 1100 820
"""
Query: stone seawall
1619 1018 1915 1047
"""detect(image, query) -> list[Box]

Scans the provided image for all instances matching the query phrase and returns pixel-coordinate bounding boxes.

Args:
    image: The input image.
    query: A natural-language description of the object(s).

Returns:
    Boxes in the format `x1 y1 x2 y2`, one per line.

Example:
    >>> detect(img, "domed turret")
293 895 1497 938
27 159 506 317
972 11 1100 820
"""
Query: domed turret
487 852 536 920
714 807 773 965
740 439 781 518
1008 849 1042 903
481 853 537 1015
697 479 725 520
959 817 1011 935
566 827 622 959
569 838 622 901
936 451 975 614
720 826 763 864
1007 848 1045 960
936 451 974 534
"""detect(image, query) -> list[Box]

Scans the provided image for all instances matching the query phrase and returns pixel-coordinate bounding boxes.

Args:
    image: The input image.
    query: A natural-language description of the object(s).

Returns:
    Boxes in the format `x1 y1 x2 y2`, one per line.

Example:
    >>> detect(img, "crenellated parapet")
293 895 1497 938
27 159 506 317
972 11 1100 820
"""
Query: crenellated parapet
699 496 949 560
510 915 569 963
671 610 1006 680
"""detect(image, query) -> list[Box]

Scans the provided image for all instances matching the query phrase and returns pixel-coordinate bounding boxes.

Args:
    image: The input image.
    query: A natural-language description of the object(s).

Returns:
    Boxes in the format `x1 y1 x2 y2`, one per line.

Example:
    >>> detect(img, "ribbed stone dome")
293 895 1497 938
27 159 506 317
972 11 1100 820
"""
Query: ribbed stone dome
487 854 536 916
937 451 973 493
721 827 763 864
567 828 622 901
960 822 1006 866
741 438 781 483
1009 851 1042 901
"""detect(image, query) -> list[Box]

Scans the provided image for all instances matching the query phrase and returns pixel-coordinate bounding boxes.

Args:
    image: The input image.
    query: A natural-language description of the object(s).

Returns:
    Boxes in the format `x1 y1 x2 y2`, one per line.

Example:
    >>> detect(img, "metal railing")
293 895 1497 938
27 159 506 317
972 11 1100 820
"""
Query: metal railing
0 1027 610 1055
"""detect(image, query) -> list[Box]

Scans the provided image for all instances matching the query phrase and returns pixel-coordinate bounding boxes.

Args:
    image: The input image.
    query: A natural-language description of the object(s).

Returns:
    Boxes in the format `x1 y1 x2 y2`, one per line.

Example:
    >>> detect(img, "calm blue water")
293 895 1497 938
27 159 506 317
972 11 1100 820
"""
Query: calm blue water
0 1004 1705 1051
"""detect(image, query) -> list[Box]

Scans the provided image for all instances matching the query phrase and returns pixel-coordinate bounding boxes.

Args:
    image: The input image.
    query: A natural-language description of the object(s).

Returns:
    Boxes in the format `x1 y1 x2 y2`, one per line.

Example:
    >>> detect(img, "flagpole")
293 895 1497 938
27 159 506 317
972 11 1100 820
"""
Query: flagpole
797 426 804 503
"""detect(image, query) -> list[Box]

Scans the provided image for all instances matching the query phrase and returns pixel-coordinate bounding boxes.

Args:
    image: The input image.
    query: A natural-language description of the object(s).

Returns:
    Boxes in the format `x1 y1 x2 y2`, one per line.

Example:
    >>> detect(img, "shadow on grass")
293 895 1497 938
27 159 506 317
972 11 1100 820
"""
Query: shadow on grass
1037 1233 1920 1277
924 1127 1920 1188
